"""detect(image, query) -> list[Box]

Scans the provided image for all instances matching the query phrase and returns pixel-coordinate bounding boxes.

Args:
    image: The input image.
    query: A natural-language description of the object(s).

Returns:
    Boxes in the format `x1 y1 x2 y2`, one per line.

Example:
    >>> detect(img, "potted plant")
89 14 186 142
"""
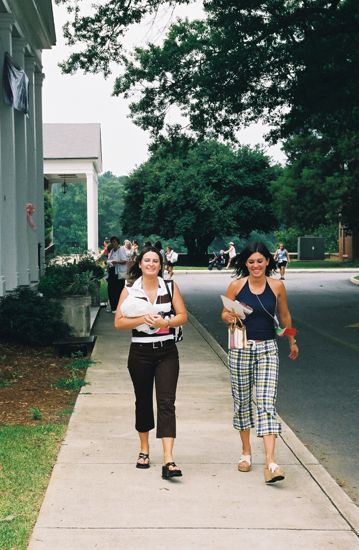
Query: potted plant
75 255 105 306
38 263 101 337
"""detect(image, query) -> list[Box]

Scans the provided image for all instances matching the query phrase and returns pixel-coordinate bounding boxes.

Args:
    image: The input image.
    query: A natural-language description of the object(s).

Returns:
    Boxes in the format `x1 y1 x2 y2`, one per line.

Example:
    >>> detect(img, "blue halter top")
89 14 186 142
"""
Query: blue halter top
236 280 276 340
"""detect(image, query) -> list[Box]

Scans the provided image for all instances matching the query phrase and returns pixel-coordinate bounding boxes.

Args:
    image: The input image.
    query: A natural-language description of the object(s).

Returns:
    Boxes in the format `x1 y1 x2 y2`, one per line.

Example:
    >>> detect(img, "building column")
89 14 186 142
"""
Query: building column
35 69 45 275
86 170 99 253
13 37 30 286
25 55 39 284
0 14 18 292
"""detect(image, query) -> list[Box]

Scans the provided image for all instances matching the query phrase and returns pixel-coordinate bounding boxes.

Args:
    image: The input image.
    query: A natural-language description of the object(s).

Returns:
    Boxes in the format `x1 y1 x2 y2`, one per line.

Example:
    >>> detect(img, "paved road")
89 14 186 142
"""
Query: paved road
177 271 359 504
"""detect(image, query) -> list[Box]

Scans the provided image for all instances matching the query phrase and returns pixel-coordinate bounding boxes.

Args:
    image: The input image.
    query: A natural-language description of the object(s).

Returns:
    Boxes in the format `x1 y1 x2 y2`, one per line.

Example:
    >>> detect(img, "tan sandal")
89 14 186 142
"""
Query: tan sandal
238 454 251 472
264 462 285 483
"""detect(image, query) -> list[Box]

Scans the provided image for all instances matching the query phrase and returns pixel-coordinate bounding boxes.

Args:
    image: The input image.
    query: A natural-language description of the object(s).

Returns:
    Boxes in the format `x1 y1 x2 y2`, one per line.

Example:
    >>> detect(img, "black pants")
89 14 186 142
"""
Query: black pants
127 342 179 438
107 267 125 311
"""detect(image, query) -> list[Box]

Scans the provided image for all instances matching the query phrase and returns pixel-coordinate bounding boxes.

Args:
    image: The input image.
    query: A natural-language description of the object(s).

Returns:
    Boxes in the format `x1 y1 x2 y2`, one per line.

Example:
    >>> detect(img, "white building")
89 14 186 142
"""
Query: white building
0 0 56 297
43 123 102 254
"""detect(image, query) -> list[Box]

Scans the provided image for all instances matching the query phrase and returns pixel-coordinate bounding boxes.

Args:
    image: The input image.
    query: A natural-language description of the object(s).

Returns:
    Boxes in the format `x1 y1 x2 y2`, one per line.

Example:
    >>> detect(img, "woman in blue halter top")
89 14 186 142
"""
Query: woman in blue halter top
221 242 299 483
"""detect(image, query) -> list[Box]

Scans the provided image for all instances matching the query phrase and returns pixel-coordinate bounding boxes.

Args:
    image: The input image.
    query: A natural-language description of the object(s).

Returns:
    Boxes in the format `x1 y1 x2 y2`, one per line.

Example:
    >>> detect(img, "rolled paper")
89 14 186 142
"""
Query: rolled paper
276 326 297 337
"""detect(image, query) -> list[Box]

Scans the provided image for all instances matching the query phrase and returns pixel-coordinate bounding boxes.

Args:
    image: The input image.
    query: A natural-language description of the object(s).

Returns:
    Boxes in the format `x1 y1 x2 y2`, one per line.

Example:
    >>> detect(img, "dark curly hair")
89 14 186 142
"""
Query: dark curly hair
127 246 163 283
232 241 277 278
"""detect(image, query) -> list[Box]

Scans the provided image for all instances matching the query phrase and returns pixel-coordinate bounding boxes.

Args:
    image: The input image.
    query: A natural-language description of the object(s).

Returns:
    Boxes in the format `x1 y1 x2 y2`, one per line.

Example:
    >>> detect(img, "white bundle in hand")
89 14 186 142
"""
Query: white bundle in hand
120 295 158 334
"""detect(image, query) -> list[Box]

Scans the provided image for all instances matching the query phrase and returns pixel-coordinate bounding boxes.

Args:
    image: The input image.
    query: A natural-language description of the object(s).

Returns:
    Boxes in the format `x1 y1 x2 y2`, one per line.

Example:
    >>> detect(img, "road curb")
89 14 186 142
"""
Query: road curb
350 275 359 285
188 311 359 536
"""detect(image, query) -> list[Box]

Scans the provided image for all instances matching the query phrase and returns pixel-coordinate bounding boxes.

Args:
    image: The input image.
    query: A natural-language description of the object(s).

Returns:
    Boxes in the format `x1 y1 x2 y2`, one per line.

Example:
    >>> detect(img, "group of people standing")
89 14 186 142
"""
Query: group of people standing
100 237 178 313
114 240 299 483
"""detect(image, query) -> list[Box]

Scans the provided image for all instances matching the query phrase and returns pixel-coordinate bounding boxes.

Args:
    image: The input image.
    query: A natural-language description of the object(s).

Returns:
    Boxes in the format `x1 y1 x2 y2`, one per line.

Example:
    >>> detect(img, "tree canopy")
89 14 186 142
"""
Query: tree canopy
57 0 359 141
122 133 279 255
56 0 359 232
271 132 359 232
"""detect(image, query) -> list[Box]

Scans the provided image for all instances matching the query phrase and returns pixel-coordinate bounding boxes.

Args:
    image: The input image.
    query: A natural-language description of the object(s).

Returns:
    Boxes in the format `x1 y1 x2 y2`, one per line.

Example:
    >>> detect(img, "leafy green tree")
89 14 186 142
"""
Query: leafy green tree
270 132 359 231
57 1 359 141
53 182 87 253
44 190 53 247
56 0 359 233
98 171 127 242
52 172 127 254
122 136 279 255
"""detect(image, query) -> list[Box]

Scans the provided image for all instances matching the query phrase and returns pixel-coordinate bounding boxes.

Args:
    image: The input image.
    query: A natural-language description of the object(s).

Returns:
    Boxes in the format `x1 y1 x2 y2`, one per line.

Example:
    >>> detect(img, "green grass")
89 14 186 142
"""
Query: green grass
64 357 96 370
287 259 359 268
354 275 359 281
57 407 74 417
54 370 89 391
174 266 209 270
0 424 66 550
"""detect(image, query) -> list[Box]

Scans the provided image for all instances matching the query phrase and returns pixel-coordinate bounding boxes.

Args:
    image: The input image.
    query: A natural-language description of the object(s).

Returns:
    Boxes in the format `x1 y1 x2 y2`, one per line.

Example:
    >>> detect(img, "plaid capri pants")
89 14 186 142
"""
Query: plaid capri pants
228 340 281 437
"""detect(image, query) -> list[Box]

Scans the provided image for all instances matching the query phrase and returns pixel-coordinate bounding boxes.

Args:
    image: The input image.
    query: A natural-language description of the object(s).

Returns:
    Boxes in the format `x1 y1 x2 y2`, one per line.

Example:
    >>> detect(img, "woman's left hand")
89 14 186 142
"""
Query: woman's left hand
144 314 168 328
288 343 299 360
222 308 239 324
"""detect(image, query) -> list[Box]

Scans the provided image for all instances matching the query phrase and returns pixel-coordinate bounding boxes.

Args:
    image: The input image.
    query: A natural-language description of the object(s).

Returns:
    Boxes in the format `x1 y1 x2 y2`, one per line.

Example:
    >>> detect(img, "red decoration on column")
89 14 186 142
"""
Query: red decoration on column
26 203 36 230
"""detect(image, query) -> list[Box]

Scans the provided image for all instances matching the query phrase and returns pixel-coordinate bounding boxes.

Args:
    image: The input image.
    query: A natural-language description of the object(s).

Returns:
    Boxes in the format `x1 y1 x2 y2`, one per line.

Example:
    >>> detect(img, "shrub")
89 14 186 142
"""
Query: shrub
38 264 77 298
274 224 338 254
66 271 98 296
38 258 104 299
29 407 42 420
76 255 105 279
0 288 72 346
273 227 300 252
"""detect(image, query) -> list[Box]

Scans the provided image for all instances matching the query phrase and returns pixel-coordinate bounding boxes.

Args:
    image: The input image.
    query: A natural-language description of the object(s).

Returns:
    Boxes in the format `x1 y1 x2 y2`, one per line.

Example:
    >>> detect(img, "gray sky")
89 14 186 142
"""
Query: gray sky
42 1 285 176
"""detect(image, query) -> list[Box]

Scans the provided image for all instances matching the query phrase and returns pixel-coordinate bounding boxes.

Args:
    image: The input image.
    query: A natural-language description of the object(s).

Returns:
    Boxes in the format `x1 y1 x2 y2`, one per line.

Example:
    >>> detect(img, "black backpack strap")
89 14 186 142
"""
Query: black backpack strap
164 279 175 311
164 279 173 297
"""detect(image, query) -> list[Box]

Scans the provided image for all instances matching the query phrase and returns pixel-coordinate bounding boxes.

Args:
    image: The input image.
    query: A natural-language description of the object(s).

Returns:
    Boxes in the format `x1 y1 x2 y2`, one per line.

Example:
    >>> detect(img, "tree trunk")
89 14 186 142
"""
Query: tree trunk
184 234 214 256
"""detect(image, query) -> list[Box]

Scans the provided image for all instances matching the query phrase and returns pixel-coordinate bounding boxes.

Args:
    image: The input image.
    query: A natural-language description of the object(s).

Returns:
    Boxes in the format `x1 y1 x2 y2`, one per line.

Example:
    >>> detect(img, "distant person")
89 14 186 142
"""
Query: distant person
115 246 188 479
101 238 111 258
119 238 132 276
107 237 129 313
221 242 298 483
97 238 111 263
274 243 290 280
154 240 165 264
123 239 133 263
129 240 140 266
165 246 178 279
224 241 236 269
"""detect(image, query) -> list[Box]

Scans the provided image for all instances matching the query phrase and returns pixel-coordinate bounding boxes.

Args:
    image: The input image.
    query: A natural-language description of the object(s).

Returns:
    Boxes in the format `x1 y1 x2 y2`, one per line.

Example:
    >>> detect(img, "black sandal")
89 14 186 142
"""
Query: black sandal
162 461 182 479
136 452 150 469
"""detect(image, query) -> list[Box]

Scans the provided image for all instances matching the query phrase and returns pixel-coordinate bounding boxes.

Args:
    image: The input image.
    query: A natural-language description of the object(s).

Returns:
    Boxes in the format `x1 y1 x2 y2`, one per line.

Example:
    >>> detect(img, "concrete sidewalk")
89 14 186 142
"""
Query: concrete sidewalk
29 310 359 549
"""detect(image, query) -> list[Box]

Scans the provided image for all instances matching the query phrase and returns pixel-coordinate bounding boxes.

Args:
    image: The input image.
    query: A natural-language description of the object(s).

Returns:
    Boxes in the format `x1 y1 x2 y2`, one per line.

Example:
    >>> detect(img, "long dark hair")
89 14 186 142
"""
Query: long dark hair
232 241 277 277
128 245 164 282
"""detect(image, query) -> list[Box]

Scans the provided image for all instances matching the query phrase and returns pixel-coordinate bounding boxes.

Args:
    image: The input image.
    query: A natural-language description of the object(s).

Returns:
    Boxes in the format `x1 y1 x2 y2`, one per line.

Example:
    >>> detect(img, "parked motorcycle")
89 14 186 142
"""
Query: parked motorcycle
208 250 226 270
